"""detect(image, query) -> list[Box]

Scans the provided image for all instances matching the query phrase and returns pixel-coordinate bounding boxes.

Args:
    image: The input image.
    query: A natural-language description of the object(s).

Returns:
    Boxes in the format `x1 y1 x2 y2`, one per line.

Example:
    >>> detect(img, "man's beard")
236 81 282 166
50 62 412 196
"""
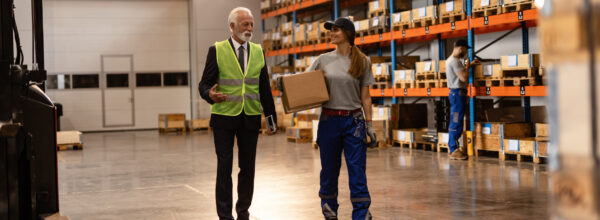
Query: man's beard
236 31 253 42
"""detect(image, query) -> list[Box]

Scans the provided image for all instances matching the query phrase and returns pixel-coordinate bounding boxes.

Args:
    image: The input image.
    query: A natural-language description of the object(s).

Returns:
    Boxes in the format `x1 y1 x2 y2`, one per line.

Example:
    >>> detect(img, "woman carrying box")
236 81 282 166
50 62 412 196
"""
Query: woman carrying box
305 17 375 220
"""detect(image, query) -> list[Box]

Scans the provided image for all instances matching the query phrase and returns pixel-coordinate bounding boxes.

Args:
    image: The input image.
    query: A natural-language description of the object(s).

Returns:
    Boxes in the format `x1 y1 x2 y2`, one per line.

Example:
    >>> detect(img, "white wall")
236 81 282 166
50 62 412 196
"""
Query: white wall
41 0 191 132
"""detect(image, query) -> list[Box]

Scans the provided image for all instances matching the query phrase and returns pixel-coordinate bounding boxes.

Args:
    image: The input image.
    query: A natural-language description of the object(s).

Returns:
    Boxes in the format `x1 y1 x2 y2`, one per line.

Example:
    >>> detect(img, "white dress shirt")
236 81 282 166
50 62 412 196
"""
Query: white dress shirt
231 37 248 75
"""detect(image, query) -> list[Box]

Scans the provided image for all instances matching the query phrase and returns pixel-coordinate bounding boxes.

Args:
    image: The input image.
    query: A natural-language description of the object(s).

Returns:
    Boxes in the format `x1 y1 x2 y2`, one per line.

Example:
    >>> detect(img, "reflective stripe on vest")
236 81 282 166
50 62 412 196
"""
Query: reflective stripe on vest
211 40 264 116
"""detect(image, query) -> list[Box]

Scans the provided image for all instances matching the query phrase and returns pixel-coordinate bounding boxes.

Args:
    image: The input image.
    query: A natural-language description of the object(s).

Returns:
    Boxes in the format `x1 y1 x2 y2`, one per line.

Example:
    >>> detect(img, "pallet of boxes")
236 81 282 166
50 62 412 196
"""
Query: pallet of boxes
502 0 535 13
538 0 600 217
439 0 465 24
371 105 391 148
472 0 502 18
390 104 428 149
278 69 329 145
294 22 307 47
371 62 391 89
474 54 544 87
474 106 547 163
415 60 445 88
411 5 438 28
263 28 282 52
281 21 294 48
158 113 186 134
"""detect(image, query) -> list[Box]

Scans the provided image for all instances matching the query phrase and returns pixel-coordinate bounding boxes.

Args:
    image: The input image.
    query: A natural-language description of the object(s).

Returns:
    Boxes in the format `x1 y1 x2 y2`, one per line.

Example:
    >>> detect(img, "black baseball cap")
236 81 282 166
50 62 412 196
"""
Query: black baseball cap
324 17 356 45
455 39 471 48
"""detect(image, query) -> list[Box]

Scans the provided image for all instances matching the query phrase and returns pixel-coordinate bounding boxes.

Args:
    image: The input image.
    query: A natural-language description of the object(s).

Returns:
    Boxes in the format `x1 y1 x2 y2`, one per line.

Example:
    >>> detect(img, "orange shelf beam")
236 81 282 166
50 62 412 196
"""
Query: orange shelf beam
369 86 547 98
262 0 372 20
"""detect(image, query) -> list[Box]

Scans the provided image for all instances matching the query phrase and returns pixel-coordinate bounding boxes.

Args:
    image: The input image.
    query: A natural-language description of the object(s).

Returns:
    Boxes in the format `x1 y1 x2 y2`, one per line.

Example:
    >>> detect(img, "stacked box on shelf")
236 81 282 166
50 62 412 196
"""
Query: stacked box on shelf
415 61 442 88
306 21 320 43
372 105 391 147
260 0 272 12
394 69 415 88
353 19 370 37
502 0 534 13
474 63 502 87
472 0 502 18
369 15 389 35
392 10 412 31
294 23 307 46
535 123 549 159
369 0 412 17
372 62 390 82
295 58 306 72
500 54 542 86
438 60 447 88
474 122 533 153
411 5 438 28
318 21 329 42
439 0 465 23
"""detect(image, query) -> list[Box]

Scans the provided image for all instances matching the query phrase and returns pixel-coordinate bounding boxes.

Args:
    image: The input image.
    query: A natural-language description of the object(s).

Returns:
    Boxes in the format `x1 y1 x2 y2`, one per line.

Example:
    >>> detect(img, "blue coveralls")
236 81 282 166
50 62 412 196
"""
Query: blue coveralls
448 89 467 153
316 111 371 220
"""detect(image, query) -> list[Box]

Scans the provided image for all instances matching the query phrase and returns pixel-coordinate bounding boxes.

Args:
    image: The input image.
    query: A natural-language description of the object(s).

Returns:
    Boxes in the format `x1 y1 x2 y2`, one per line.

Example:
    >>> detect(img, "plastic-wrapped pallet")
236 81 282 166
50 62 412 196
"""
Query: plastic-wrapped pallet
57 131 82 145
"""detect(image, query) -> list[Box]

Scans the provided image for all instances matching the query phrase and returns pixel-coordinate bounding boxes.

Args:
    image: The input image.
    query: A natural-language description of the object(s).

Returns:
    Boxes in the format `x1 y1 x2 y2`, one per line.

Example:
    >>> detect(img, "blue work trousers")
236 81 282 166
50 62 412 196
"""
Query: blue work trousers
448 89 467 153
316 112 371 220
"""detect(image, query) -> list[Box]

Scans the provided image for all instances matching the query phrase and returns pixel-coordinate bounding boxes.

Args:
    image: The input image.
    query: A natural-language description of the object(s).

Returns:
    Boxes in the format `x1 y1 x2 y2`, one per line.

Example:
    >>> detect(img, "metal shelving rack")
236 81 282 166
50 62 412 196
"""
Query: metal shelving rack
263 0 543 136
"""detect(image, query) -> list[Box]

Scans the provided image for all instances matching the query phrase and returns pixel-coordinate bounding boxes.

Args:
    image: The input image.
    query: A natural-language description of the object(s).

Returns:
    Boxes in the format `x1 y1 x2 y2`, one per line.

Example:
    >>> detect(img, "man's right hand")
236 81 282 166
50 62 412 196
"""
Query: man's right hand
209 84 227 103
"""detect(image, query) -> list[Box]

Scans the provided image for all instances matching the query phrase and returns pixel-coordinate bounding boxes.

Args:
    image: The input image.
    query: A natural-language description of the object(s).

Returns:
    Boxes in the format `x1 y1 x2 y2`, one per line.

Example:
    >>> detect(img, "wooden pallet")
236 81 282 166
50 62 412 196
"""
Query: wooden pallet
502 68 538 78
437 143 450 154
475 148 501 157
415 141 437 152
472 6 502 18
282 43 294 49
439 13 466 24
474 77 540 87
294 67 306 72
159 127 186 134
371 82 391 89
392 22 411 31
319 37 330 44
503 1 534 13
395 81 415 89
281 30 293 36
294 40 309 47
415 72 438 80
438 72 447 80
411 18 437 28
439 79 448 88
392 140 415 149
368 27 389 36
369 10 388 18
57 143 83 151
375 75 390 82
415 80 440 88
500 151 544 164
306 39 319 45
287 137 312 143
356 30 369 38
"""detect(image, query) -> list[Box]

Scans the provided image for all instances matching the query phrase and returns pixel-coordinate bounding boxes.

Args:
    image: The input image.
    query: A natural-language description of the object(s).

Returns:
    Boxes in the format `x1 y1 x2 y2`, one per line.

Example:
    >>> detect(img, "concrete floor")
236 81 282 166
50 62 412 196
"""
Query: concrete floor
57 130 549 220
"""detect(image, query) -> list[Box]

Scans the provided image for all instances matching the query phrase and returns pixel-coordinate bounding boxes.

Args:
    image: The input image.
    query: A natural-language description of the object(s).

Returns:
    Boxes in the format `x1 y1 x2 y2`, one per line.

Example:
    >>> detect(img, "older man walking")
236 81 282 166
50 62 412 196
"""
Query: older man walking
198 7 277 220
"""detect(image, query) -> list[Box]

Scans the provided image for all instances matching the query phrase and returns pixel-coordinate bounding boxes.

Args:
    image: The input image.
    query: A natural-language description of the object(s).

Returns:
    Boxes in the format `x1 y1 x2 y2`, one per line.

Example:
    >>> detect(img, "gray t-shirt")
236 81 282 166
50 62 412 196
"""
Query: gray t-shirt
446 55 467 89
307 51 375 110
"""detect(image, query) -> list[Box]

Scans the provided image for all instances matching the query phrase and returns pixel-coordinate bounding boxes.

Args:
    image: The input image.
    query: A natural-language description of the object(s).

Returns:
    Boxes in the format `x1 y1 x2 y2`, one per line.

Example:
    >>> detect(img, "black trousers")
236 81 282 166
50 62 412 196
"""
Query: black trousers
213 127 259 220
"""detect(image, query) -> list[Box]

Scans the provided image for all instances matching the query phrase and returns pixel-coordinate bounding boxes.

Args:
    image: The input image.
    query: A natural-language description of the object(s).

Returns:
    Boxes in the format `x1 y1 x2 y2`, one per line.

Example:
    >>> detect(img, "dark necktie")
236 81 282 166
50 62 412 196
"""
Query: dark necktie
238 46 245 74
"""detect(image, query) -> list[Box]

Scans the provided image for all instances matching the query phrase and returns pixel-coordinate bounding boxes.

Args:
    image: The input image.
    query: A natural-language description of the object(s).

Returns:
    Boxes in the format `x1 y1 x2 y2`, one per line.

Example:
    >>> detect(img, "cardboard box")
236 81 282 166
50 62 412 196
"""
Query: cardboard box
286 127 312 141
158 113 186 129
394 70 415 82
370 15 387 29
392 128 427 143
390 104 428 129
307 21 320 41
372 119 389 142
440 0 463 16
282 35 293 45
56 131 82 145
392 11 412 24
536 123 549 137
412 6 437 21
501 54 540 70
294 23 306 43
319 21 328 37
282 21 293 33
475 122 533 138
485 106 547 123
416 61 438 73
280 70 329 113
538 140 549 157
475 63 502 79
476 135 502 151
473 0 499 9
372 105 390 121
372 63 390 77
354 19 370 32
369 0 386 14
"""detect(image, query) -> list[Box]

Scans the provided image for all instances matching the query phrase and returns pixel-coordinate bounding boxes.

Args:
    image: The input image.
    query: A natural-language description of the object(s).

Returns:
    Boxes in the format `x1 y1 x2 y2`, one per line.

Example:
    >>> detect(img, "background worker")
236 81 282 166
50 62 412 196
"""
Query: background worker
306 17 375 220
198 7 276 220
445 39 479 160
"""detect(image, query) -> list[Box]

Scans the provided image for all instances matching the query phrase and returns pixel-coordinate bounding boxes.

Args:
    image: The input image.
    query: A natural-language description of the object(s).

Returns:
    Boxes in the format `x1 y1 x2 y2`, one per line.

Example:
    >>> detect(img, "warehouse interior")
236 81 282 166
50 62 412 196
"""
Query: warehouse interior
0 0 598 219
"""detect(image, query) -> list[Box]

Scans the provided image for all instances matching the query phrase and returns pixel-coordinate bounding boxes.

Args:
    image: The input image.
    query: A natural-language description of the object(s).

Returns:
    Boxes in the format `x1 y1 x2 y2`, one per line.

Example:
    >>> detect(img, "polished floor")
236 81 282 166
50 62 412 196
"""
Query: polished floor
57 130 549 220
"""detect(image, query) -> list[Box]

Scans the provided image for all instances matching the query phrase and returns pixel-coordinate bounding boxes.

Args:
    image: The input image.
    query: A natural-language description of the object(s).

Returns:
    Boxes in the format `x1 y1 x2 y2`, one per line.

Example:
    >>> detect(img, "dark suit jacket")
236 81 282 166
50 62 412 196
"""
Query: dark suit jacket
198 38 276 130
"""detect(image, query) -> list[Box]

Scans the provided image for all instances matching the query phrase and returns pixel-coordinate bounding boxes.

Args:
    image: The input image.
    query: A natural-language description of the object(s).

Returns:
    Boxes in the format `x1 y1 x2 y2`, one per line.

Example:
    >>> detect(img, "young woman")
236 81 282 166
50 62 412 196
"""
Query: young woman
306 17 375 220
